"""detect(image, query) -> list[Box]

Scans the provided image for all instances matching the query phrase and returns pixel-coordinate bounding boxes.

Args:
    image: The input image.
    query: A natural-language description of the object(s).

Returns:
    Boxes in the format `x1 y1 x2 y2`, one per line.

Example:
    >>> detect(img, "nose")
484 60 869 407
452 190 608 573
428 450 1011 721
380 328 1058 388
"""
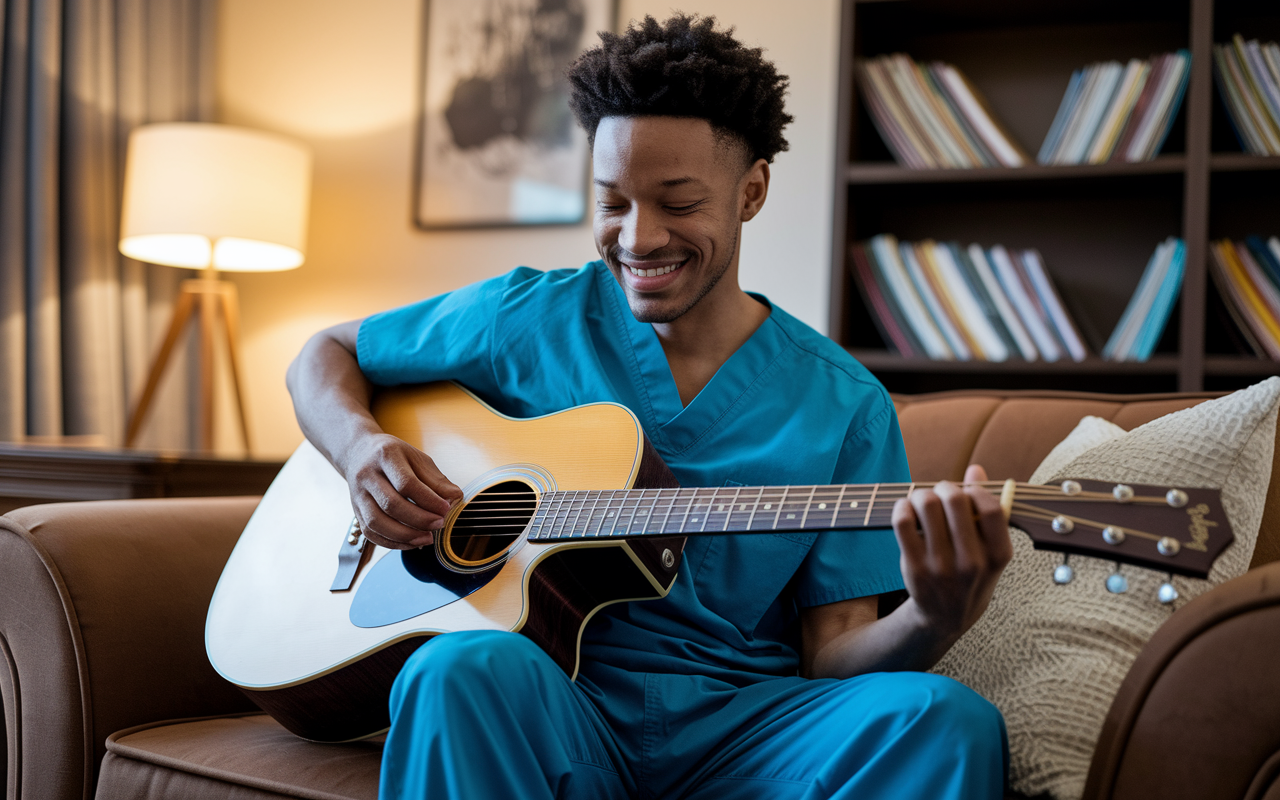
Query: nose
617 205 669 256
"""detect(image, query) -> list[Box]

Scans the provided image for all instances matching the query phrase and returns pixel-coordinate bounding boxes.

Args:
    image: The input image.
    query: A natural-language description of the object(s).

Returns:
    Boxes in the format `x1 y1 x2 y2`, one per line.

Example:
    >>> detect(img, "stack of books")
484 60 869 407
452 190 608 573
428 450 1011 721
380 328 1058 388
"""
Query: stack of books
1101 238 1186 362
1213 35 1280 156
1209 236 1280 359
855 54 1029 169
1037 51 1191 165
849 235 1087 362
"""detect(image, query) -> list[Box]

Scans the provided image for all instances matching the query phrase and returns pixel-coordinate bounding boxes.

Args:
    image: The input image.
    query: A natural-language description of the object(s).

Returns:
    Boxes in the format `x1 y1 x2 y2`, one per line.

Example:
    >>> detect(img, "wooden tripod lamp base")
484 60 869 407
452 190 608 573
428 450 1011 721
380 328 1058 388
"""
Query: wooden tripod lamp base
125 269 252 453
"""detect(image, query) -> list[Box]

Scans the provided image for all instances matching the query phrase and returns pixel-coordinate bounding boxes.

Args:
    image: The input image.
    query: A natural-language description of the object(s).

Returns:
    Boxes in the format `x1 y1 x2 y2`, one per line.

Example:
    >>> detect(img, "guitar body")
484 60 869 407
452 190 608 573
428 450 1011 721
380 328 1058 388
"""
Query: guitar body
206 382 684 742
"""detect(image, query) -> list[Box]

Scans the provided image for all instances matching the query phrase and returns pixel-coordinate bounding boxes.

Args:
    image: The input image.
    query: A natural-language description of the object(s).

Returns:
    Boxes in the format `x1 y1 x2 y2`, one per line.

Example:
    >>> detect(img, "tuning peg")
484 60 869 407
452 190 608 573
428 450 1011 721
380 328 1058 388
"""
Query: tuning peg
1052 554 1074 585
1157 575 1178 605
1105 563 1128 594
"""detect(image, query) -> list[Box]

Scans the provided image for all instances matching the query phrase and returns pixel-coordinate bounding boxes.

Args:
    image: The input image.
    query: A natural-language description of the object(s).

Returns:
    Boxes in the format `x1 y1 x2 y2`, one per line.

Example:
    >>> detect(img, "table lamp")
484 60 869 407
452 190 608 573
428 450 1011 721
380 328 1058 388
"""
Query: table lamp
120 122 312 453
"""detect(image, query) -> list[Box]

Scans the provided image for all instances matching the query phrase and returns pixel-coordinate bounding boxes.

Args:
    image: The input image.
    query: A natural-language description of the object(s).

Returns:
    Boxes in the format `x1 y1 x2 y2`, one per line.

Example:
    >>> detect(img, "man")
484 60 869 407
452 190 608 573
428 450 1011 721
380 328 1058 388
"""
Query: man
287 14 1012 800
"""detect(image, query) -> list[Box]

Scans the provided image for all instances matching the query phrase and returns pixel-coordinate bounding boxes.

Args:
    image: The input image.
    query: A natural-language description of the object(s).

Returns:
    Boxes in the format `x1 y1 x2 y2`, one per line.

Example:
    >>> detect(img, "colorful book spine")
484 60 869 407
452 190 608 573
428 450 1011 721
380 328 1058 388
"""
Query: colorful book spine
1214 35 1280 155
867 235 953 359
849 244 918 357
989 245 1064 362
1038 51 1189 164
1019 249 1088 362
857 54 1028 169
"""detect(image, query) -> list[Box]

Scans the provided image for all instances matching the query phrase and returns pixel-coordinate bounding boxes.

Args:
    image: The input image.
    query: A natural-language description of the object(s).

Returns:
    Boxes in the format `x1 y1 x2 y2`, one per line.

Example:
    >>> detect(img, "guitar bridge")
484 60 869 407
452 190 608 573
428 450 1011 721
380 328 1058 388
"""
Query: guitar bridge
330 519 368 592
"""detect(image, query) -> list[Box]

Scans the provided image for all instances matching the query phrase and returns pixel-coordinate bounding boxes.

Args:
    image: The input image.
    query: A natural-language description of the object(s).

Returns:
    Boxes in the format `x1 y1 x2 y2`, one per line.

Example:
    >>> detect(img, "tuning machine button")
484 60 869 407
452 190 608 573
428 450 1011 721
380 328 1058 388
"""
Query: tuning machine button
1061 480 1082 496
1102 526 1126 545
1112 484 1135 503
1158 579 1179 605
1105 565 1128 594
1166 488 1189 508
1156 536 1181 557
1051 515 1075 534
1053 555 1074 585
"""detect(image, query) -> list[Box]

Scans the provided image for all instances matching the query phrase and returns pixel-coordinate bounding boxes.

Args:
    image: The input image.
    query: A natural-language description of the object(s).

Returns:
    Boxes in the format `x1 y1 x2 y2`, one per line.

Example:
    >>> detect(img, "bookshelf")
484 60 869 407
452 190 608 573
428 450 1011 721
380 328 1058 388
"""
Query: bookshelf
830 0 1280 393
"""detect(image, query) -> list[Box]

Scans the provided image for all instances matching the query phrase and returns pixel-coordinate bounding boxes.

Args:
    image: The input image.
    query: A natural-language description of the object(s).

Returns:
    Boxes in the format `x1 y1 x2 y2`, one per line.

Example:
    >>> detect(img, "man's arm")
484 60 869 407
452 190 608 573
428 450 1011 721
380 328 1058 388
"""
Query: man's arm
800 465 1011 678
285 321 462 550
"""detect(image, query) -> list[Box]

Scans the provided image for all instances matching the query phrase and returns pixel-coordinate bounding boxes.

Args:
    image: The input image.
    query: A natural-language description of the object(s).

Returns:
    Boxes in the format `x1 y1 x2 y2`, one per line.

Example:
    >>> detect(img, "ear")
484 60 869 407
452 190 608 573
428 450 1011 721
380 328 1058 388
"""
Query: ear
739 159 770 222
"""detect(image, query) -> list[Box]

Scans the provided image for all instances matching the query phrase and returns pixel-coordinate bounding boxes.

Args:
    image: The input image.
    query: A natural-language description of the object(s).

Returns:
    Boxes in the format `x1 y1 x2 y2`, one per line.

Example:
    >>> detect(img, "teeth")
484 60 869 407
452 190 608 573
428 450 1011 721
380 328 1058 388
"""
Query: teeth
628 263 680 277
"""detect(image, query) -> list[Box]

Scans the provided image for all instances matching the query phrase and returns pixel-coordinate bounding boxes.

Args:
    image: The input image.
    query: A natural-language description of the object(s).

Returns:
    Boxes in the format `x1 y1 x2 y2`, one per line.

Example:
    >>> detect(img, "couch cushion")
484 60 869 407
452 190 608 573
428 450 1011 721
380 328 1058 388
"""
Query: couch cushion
931 379 1280 800
96 714 381 800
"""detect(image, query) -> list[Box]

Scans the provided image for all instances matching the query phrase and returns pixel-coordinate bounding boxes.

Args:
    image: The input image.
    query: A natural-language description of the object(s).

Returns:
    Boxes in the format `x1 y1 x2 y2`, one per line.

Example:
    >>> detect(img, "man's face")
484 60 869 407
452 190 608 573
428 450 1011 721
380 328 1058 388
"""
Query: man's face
592 116 751 324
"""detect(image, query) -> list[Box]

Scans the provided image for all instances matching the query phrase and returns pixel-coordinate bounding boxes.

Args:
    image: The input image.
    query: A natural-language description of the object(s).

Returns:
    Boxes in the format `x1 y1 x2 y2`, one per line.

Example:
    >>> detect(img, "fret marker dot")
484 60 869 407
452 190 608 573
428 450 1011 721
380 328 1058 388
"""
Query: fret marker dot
764 504 773 510
818 503 827 510
606 512 613 517
850 501 859 509
692 517 699 522
786 513 796 519
718 504 725 512
740 504 747 511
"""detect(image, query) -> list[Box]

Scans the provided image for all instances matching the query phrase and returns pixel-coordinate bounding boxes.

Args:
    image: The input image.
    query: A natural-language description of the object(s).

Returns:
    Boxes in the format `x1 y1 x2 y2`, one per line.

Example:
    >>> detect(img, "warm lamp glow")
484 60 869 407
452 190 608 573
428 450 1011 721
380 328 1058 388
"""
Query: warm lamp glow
119 123 312 271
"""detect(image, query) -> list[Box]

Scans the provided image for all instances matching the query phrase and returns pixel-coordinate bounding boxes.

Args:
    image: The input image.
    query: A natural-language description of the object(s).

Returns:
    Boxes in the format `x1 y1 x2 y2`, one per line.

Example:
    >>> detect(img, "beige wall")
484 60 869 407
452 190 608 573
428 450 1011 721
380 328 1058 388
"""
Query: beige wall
217 0 839 458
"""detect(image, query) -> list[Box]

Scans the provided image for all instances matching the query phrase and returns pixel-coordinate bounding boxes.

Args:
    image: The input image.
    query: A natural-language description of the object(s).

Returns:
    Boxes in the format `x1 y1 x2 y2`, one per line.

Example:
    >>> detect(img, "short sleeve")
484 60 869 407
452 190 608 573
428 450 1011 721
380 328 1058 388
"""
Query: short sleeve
792 393 911 607
356 267 541 393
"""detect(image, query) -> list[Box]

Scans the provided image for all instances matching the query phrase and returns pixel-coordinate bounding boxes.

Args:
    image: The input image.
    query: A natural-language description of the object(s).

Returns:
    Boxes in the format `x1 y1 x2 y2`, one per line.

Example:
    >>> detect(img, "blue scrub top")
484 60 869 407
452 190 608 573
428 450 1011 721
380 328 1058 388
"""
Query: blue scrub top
357 261 909 684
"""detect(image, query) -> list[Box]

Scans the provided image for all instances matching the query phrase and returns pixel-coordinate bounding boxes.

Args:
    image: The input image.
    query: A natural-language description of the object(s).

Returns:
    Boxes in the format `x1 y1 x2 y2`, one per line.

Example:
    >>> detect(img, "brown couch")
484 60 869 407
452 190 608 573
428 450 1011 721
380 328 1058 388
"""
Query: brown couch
3 390 1278 800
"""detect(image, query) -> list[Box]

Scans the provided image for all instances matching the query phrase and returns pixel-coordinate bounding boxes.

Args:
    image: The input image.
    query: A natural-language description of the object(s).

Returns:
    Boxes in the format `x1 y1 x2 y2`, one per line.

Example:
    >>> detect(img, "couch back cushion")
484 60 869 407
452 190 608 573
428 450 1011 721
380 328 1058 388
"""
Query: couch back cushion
892 390 1280 568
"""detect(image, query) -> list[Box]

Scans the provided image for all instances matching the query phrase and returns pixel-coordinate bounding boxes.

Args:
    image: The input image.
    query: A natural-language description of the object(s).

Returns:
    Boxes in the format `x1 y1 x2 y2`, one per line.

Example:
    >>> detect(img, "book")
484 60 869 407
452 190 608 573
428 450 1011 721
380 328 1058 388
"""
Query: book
949 243 1022 359
1039 51 1189 164
1019 249 1088 361
1214 38 1280 155
1133 239 1185 361
966 244 1038 360
867 235 953 359
849 244 918 357
897 240 972 358
989 245 1064 361
1103 238 1184 361
909 242 980 357
926 241 1010 361
1210 239 1280 358
858 54 1028 169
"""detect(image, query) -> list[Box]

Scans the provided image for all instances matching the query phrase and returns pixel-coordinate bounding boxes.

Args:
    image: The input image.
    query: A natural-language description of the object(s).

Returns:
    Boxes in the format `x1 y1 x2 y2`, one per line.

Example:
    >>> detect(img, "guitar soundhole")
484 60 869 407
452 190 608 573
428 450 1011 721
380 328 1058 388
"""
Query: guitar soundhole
445 480 536 567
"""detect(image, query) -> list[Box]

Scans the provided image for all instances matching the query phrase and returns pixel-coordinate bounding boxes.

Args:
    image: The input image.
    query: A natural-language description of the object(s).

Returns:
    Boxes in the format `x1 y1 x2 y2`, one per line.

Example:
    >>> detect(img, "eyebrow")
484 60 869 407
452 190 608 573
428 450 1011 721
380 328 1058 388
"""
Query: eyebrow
593 176 703 189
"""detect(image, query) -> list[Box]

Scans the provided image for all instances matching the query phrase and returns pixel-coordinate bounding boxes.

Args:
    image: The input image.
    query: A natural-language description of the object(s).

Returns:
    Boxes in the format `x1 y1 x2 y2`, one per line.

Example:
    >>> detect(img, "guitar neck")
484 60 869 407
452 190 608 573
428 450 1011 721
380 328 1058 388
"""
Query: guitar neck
527 482 960 541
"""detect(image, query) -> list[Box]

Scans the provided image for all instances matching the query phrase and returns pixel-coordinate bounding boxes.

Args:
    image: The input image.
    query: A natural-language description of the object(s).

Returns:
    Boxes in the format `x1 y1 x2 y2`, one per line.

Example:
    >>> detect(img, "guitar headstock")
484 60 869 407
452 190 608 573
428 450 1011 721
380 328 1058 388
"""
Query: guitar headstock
1009 479 1234 580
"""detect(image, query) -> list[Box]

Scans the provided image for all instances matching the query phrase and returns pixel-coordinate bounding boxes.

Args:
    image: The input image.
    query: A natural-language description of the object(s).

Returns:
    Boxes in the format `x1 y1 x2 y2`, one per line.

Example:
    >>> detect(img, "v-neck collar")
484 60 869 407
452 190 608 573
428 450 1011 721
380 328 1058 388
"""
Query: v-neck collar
598 262 786 457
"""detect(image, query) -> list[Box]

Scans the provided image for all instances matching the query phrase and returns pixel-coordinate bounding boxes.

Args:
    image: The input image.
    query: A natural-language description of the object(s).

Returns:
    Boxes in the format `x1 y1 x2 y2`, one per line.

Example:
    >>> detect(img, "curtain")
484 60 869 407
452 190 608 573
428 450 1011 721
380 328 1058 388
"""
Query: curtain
0 0 216 449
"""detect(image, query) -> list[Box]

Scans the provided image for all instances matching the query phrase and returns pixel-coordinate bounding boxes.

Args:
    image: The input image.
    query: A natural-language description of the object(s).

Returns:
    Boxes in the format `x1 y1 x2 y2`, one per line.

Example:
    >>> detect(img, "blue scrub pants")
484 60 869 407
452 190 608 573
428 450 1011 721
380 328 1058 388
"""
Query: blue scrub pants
379 631 1007 800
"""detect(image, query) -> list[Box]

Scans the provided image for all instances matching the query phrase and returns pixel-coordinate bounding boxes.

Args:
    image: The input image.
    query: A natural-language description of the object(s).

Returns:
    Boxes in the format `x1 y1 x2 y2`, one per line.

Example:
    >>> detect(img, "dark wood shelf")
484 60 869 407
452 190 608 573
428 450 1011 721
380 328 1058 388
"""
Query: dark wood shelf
848 351 1181 374
846 157 1187 186
831 0 1280 394
1209 153 1280 172
1203 356 1280 376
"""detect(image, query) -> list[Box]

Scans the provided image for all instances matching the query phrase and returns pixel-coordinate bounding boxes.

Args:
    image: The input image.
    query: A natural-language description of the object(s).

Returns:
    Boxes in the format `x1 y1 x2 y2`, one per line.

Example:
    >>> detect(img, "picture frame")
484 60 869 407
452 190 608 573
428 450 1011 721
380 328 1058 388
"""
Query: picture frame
412 0 616 230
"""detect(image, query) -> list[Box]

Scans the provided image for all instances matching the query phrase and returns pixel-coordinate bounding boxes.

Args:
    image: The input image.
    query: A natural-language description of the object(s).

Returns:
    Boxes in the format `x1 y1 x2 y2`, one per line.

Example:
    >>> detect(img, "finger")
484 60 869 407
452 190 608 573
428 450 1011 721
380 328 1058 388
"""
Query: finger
385 460 454 517
408 451 464 505
968 484 1014 568
937 481 985 572
892 497 926 564
367 475 448 532
964 463 988 485
355 496 435 550
910 486 954 572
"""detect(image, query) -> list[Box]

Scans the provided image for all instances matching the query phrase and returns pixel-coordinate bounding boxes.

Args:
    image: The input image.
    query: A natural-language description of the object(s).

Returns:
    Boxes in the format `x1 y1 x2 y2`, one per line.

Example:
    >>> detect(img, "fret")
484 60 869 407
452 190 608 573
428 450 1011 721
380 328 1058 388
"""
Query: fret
803 485 842 530
642 490 662 535
595 490 622 538
691 487 718 532
621 490 645 535
832 489 870 528
829 485 846 529
581 491 605 538
862 484 879 527
548 492 570 539
796 485 818 529
719 485 743 531
724 485 757 531
657 488 680 536
740 486 765 531
676 488 699 534
565 490 591 539
749 487 786 531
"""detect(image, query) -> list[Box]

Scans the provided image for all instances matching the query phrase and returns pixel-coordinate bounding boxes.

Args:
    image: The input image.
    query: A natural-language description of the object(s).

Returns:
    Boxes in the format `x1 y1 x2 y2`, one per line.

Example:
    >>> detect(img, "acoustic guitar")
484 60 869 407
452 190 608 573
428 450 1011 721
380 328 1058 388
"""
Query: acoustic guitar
206 382 1234 743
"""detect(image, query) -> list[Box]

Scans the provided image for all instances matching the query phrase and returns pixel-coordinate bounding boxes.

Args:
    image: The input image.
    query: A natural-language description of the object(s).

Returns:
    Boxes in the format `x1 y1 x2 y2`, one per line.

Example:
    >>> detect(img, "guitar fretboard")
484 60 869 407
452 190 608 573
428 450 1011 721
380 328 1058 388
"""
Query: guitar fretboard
527 484 911 541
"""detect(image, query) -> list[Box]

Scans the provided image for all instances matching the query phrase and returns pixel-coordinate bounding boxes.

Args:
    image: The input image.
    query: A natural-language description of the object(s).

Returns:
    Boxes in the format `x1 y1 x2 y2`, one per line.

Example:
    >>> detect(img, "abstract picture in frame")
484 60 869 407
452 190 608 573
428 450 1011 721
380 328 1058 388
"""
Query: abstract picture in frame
413 0 615 230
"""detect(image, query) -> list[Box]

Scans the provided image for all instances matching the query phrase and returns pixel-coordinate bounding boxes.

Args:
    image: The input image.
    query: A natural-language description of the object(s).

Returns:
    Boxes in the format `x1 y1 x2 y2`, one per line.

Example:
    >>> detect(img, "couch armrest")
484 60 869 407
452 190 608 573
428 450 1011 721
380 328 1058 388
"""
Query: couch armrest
1083 560 1280 799
0 497 260 800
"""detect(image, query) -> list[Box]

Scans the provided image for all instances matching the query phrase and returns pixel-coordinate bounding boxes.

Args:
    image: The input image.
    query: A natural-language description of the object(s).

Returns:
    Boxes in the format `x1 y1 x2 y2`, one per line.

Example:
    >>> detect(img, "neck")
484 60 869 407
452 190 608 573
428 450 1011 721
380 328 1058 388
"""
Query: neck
529 481 1001 542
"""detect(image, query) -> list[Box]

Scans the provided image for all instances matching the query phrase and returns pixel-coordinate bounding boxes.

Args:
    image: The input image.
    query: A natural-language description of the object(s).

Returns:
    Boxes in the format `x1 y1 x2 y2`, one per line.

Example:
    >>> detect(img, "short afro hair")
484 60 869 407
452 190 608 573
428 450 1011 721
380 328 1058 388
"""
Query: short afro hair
566 13 792 164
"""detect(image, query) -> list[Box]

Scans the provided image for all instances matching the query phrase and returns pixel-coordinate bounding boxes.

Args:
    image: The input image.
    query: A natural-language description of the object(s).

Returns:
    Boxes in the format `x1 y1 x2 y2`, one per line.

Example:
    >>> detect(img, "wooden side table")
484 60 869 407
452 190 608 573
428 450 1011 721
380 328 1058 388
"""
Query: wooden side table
0 443 285 515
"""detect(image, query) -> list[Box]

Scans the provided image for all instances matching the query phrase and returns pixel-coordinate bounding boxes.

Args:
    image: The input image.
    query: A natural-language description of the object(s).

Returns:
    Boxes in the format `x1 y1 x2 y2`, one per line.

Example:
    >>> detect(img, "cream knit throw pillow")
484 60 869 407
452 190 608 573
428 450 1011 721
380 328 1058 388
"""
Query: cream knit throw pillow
931 378 1280 800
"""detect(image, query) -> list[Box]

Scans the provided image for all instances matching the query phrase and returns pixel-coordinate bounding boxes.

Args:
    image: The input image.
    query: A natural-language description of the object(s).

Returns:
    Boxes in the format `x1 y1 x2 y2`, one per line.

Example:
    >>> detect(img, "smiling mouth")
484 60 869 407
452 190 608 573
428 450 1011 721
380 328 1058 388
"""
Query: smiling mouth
625 260 685 278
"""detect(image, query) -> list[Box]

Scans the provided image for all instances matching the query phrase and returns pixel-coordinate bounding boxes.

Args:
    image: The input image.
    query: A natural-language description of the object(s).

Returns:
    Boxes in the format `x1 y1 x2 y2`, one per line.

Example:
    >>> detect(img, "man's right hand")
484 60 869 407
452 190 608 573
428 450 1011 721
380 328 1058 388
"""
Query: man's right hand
286 319 463 551
342 433 463 550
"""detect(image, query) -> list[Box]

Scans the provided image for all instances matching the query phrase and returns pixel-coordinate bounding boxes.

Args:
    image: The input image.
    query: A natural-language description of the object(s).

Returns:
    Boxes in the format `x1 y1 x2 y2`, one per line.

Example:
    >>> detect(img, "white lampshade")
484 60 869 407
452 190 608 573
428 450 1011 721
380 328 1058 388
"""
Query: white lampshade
119 123 312 272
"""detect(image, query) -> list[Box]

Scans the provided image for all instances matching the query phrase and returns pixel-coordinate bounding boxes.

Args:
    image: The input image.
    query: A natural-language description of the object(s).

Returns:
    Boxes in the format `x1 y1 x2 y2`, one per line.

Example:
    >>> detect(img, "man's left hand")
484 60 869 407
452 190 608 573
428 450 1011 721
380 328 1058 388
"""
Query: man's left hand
891 464 1013 647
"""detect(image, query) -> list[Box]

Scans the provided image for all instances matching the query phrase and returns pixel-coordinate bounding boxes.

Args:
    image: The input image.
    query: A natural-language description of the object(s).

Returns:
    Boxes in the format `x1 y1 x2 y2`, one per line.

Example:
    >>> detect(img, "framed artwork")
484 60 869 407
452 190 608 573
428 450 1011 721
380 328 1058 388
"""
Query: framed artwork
413 0 615 230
